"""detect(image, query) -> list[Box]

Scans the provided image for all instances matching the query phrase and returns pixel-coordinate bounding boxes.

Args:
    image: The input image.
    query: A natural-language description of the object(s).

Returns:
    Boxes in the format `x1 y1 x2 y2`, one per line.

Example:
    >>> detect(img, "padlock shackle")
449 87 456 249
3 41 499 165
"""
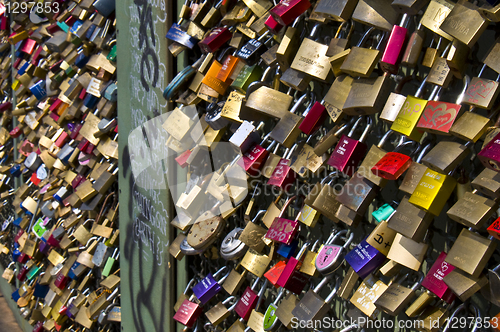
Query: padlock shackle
213 266 228 278
324 276 341 304
313 275 333 293
221 295 236 306
295 242 310 260
415 75 429 98
321 171 340 184
255 279 269 311
348 117 363 137
273 288 285 305
442 303 468 332
416 143 432 163
289 92 309 114
334 22 346 39
456 75 470 105
359 117 373 143
356 27 375 47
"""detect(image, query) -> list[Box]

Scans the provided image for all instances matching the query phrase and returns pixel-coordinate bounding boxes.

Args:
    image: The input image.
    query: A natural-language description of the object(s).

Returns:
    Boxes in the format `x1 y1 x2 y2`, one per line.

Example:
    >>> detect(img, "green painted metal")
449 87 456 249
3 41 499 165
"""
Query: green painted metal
116 0 179 331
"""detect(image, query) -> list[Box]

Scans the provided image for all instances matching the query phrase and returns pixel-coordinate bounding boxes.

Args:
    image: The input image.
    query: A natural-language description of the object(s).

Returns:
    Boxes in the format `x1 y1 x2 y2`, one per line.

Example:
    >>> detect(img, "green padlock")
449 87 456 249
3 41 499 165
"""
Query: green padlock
33 218 47 239
102 248 119 277
231 64 263 93
107 44 117 62
372 203 396 223
26 264 43 281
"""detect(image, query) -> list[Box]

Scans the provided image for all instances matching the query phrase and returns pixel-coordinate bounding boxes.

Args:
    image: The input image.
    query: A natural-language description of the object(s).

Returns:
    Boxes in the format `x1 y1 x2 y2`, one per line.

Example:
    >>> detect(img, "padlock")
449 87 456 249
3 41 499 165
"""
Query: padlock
262 288 286 331
421 140 471 174
380 76 415 123
399 142 432 195
223 266 248 296
343 73 394 116
192 266 230 304
235 278 268 321
478 131 500 171
445 228 497 278
269 0 311 26
289 24 331 82
205 296 238 326
186 206 226 249
310 172 343 222
418 76 469 135
220 227 248 260
323 75 353 117
447 189 497 229
327 116 372 176
267 145 298 192
440 0 489 47
380 14 411 74
374 272 424 316
420 251 456 304
386 232 429 271
239 209 268 252
316 230 354 275
387 197 433 242
264 195 300 245
350 273 389 319
371 139 419 180
199 26 233 54
173 295 203 328
391 76 439 141
313 122 350 156
235 31 274 65
443 268 488 302
335 172 379 215
340 27 383 78
449 110 494 144
345 238 386 279
472 167 500 199
276 242 311 294
166 18 199 50
292 276 341 323
269 91 313 148
351 0 399 31
298 239 321 277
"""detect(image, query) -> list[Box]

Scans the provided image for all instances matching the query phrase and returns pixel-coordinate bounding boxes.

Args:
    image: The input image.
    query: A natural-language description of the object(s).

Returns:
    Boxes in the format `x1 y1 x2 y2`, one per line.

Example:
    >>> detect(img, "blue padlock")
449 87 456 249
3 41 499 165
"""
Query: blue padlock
30 80 47 100
83 94 99 108
104 83 117 102
345 238 386 279
192 267 229 305
166 23 198 49
277 239 299 259
17 61 30 76
10 164 22 177
33 283 49 298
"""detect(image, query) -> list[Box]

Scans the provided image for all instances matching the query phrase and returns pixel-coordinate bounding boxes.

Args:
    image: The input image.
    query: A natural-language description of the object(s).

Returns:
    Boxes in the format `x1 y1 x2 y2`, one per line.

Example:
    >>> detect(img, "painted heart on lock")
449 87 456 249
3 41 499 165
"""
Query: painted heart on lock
467 79 496 100
418 102 459 132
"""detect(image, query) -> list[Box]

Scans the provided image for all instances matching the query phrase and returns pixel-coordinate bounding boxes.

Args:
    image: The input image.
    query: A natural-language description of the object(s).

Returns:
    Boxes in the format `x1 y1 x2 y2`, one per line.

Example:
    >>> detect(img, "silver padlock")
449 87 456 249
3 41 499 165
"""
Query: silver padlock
220 227 248 260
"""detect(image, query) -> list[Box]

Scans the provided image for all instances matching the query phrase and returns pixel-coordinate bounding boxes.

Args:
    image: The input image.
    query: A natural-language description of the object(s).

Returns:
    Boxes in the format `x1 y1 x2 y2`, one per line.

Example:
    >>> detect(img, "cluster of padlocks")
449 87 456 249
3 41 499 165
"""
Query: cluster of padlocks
165 0 500 331
0 0 121 331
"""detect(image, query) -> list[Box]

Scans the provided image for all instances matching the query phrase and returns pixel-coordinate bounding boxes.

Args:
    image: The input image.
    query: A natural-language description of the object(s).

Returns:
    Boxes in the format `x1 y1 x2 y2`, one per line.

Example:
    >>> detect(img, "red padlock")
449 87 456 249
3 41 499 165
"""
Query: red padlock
264 14 284 35
327 116 372 176
17 265 29 281
175 149 192 168
299 101 327 135
199 27 232 54
173 297 203 328
241 135 277 176
371 140 419 180
488 217 500 240
265 196 301 245
264 260 287 287
276 242 311 294
269 0 311 26
235 278 268 321
9 126 23 138
417 76 469 135
267 145 298 192
54 272 69 289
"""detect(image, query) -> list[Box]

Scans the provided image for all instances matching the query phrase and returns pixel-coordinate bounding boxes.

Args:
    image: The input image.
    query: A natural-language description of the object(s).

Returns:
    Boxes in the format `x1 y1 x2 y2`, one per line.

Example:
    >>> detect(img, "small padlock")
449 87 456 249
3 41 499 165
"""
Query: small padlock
316 230 354 275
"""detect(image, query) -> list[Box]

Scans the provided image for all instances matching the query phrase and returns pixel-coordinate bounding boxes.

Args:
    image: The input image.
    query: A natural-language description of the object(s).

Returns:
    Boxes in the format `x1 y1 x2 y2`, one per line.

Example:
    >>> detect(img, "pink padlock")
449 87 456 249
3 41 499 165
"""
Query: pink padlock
265 195 301 245
235 278 268 321
478 131 500 171
270 0 311 26
276 242 311 294
267 145 298 192
380 14 410 74
327 117 372 176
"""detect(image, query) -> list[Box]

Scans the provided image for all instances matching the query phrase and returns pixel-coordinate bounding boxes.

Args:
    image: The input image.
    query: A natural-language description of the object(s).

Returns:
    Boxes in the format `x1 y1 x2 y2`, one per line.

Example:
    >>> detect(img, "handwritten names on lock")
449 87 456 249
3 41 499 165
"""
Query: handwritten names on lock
265 218 298 244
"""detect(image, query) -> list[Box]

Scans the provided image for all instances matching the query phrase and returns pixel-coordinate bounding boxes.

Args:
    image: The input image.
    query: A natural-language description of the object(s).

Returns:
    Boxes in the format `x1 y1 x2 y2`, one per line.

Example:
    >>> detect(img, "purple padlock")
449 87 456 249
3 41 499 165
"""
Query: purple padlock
478 131 500 172
192 266 229 304
345 239 386 279
38 241 51 255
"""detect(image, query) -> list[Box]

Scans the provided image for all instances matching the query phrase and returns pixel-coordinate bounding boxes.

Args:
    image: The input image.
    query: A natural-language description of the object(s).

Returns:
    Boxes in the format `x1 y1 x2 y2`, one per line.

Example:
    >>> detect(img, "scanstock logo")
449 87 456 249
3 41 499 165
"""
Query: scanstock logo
128 104 248 226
